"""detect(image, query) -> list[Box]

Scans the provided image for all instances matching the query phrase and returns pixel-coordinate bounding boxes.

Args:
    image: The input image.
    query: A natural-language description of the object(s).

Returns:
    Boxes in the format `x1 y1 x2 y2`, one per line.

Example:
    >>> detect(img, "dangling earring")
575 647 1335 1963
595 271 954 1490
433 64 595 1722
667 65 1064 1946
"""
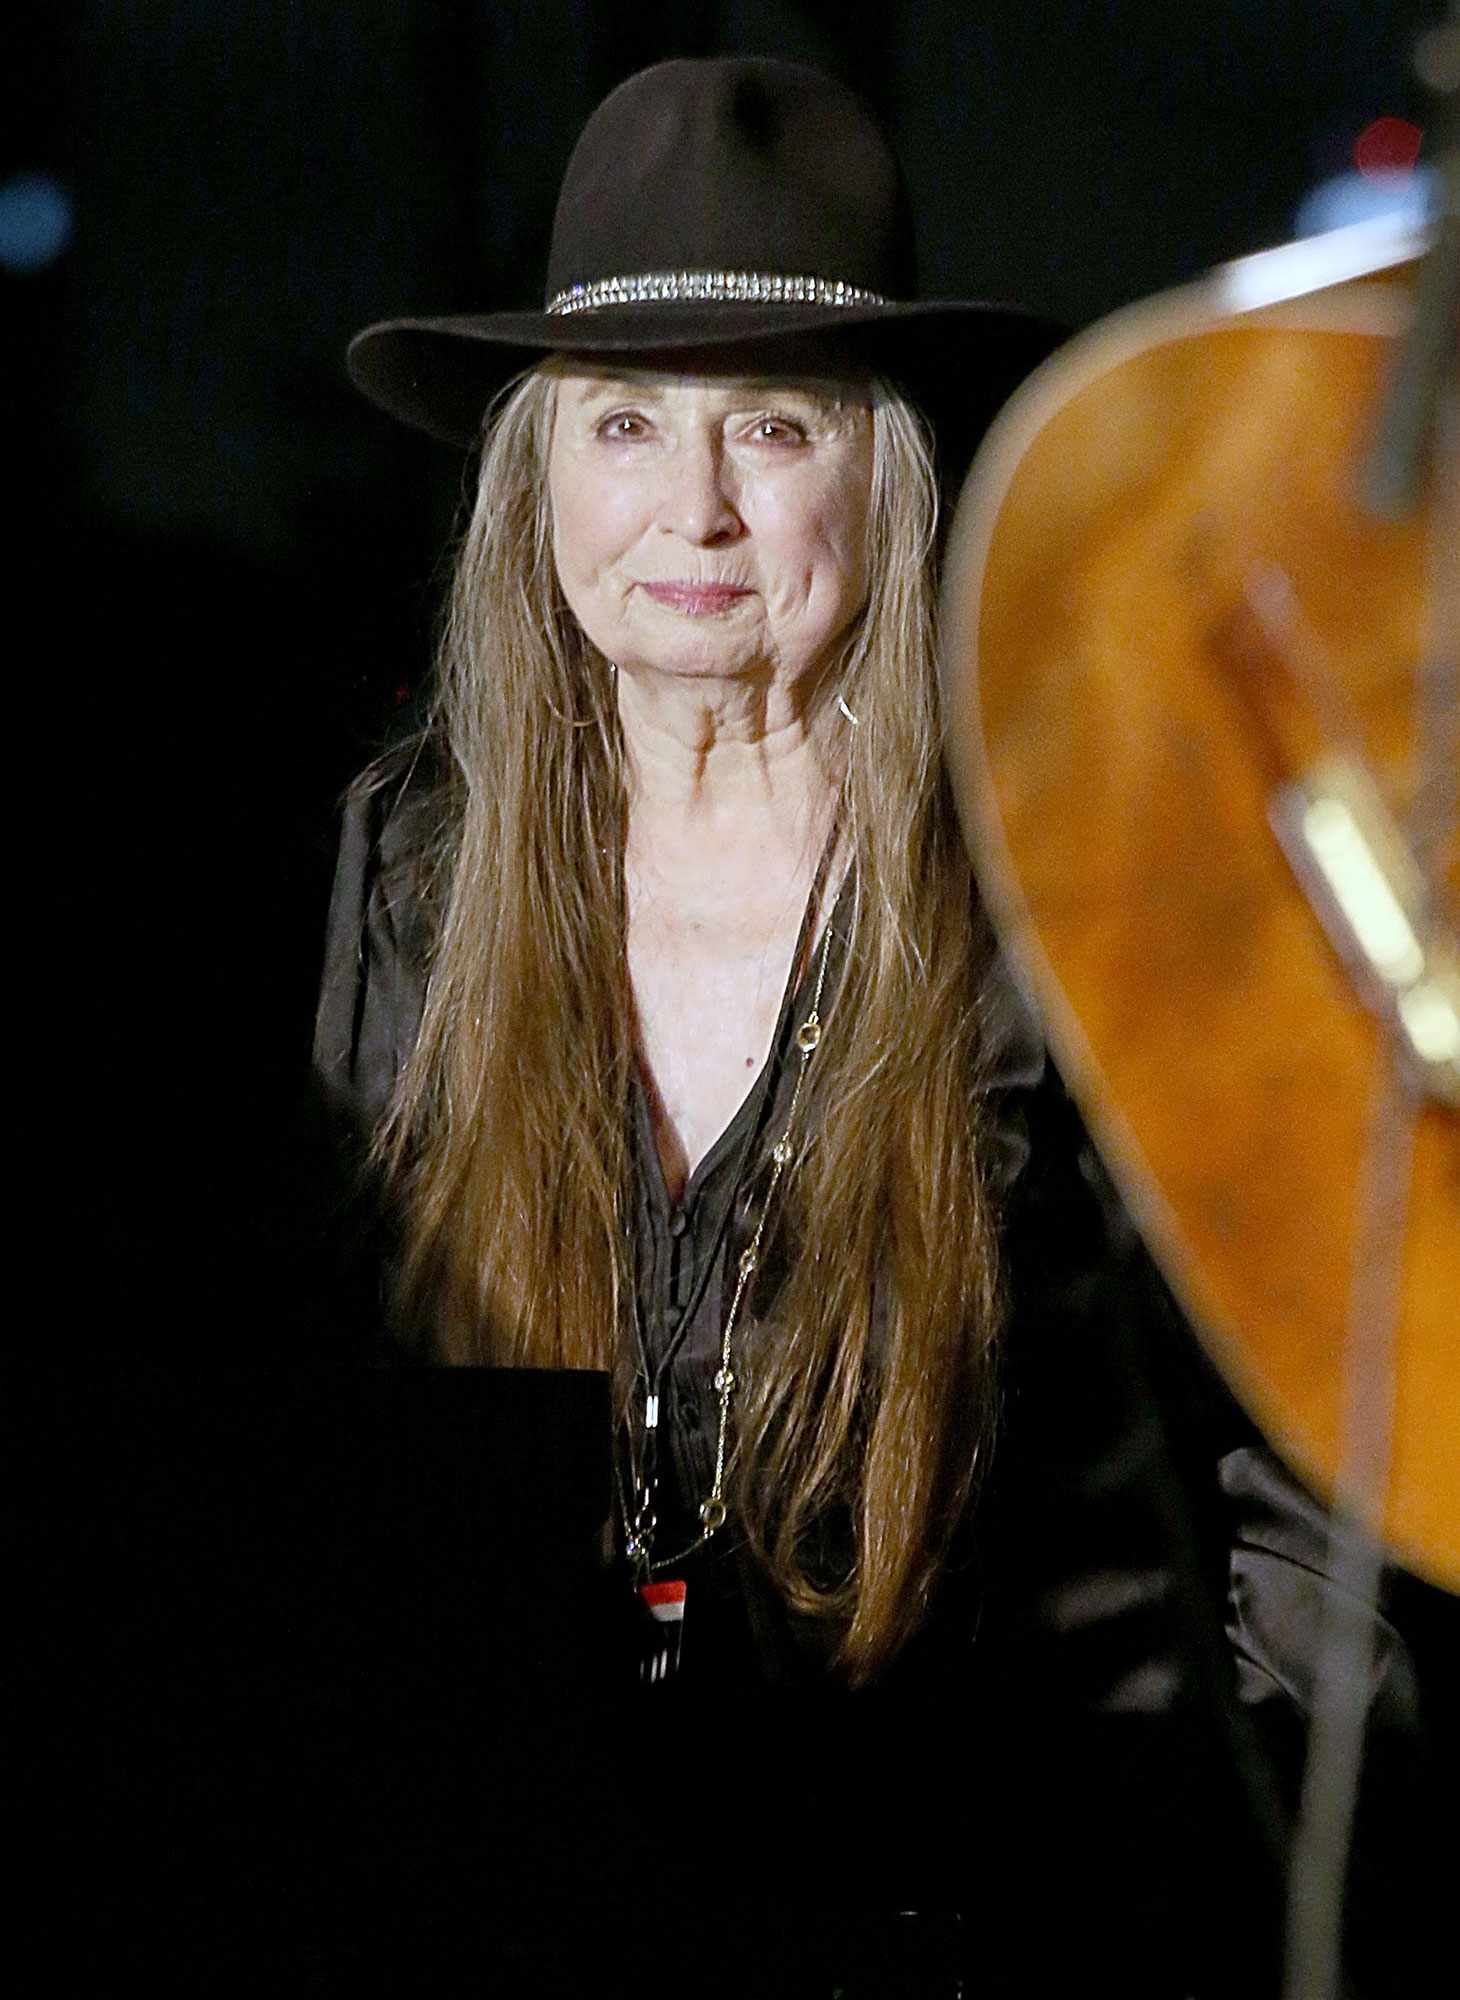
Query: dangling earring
837 692 860 726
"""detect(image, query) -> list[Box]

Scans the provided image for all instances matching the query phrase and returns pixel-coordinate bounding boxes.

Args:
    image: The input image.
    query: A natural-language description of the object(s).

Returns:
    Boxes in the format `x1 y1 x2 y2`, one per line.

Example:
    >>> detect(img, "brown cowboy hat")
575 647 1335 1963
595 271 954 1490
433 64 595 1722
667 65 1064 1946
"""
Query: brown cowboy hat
347 56 1063 450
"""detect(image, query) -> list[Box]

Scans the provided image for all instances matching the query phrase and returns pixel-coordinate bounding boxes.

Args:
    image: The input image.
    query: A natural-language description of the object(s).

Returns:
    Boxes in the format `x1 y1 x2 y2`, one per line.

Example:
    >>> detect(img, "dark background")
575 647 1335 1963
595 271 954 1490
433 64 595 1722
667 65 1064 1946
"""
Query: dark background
12 0 1443 1347
9 10 1454 1985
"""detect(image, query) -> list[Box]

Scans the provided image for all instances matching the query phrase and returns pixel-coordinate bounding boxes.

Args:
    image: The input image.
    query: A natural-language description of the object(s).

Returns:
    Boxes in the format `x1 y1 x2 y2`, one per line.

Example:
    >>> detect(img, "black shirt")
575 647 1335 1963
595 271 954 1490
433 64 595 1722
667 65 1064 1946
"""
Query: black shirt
622 875 1037 1573
313 755 1437 1994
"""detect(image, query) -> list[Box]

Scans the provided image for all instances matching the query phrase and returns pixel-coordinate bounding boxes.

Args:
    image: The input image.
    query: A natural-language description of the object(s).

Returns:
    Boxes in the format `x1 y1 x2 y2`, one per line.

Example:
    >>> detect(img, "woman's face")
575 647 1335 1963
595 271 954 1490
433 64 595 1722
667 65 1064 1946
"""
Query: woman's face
546 359 874 691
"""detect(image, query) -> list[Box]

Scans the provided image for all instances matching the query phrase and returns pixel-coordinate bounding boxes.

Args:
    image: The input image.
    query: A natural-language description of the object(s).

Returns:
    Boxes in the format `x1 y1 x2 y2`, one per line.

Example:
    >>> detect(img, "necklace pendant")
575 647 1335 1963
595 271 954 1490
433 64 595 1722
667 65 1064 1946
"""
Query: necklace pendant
625 1490 656 1568
637 1578 687 1685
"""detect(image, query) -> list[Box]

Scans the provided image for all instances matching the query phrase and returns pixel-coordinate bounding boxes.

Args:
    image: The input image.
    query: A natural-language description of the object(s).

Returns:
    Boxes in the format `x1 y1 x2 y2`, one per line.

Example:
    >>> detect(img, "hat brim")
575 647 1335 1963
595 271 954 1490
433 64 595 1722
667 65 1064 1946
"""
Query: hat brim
346 299 1066 453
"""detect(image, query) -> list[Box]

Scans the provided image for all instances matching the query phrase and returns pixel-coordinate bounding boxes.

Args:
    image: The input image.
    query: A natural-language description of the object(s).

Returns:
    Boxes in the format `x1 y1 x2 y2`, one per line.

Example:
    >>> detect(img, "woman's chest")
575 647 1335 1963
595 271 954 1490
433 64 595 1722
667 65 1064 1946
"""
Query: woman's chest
627 906 805 1201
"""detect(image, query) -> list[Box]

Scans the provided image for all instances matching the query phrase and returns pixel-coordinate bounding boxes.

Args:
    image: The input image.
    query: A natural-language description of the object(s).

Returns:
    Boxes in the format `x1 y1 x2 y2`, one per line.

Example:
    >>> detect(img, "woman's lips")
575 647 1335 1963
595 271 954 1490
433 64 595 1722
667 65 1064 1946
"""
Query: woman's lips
639 581 751 615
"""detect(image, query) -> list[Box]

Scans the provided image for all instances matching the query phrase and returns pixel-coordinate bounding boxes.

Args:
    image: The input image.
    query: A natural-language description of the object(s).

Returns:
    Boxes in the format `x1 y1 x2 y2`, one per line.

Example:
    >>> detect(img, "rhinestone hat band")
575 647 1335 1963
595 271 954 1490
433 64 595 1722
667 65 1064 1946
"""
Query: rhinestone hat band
546 269 889 316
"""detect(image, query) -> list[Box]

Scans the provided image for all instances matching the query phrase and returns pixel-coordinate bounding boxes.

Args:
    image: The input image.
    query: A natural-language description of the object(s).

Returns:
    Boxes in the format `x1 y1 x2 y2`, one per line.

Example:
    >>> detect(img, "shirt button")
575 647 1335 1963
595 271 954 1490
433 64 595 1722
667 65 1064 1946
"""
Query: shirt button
668 1208 689 1239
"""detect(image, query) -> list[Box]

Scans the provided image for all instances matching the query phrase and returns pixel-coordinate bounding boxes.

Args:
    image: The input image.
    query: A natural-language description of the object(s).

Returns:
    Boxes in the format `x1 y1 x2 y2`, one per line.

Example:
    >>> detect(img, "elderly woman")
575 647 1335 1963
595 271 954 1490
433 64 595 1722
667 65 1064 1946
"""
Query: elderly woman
315 55 1423 1998
320 57 1057 1682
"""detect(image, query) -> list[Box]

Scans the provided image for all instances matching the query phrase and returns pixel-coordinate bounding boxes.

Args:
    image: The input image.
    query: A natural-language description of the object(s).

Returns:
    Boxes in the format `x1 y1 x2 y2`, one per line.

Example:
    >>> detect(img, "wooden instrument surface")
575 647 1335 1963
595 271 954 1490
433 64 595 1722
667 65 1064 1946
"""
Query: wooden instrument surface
942 224 1459 1591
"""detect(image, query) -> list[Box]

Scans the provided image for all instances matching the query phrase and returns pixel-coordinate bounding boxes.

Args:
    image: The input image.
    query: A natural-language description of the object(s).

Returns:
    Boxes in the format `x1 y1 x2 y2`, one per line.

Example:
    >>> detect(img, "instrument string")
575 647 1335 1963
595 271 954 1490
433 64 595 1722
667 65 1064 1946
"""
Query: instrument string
1282 1061 1416 2000
1284 325 1456 2000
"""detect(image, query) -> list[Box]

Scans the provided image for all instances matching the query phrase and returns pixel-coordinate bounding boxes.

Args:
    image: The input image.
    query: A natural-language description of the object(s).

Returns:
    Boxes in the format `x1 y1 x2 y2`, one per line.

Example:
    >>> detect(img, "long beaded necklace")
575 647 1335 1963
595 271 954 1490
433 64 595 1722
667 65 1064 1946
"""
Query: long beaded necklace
623 861 844 1586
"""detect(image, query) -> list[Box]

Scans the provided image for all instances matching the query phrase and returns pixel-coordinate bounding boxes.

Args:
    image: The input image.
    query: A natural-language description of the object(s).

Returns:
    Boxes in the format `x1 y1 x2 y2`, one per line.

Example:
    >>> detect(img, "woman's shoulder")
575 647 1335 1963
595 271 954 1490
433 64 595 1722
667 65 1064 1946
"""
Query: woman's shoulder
313 731 454 1135
342 730 453 878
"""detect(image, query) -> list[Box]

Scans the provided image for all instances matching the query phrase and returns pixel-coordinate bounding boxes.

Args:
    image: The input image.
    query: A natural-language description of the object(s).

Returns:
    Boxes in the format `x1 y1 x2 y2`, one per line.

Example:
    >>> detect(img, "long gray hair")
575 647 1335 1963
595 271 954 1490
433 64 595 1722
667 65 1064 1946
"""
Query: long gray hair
377 360 1001 1680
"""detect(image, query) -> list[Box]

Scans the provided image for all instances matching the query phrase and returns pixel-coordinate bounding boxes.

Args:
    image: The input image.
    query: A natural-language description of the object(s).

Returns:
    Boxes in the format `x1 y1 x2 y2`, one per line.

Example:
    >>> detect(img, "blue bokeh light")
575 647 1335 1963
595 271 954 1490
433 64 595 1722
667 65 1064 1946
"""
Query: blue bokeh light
0 172 75 273
1294 168 1433 239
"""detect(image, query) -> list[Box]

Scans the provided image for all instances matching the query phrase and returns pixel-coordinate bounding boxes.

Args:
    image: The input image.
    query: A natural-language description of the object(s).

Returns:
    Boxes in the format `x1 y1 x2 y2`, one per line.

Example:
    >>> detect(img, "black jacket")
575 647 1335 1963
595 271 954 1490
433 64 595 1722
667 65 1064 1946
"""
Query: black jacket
309 756 1439 1997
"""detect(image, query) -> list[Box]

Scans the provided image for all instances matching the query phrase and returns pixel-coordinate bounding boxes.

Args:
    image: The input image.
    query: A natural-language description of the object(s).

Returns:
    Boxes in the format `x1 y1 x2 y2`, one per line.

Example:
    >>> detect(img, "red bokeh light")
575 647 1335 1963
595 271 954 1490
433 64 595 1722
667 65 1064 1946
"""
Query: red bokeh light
1353 117 1423 178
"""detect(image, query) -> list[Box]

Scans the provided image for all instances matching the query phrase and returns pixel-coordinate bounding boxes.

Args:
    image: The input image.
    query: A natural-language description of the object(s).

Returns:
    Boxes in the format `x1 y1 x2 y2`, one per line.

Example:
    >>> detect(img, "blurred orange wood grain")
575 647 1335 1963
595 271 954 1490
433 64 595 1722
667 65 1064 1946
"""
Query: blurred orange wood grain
943 234 1459 1591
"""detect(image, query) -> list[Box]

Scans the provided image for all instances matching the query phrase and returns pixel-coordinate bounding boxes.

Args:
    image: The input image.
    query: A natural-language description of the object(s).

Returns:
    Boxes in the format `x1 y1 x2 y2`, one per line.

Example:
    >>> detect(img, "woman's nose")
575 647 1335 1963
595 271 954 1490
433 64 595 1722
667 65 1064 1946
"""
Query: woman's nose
662 434 743 544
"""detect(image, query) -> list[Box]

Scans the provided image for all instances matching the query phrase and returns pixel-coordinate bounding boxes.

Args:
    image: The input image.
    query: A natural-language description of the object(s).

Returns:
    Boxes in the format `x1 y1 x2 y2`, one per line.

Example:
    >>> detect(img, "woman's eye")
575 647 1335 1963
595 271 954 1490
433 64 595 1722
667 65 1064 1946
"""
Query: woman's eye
747 416 807 444
598 411 649 440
